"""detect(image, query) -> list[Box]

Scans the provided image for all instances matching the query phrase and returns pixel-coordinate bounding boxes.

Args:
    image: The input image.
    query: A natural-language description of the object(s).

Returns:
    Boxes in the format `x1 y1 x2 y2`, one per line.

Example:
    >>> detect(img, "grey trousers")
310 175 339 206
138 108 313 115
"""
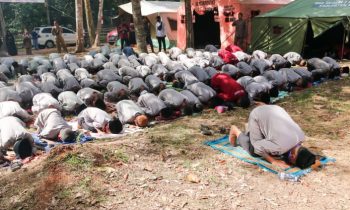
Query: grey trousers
237 132 259 157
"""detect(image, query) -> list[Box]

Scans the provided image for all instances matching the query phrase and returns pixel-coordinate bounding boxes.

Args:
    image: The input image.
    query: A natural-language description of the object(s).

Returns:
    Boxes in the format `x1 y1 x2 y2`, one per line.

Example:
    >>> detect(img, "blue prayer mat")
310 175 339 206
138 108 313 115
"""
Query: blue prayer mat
205 136 335 178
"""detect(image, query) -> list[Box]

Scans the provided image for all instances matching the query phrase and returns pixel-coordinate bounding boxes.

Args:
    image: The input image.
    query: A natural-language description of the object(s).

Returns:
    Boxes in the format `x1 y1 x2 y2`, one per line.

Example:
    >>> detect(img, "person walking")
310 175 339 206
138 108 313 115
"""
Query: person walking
143 18 154 53
31 29 39 50
23 29 32 55
51 21 68 53
232 13 247 50
156 16 166 52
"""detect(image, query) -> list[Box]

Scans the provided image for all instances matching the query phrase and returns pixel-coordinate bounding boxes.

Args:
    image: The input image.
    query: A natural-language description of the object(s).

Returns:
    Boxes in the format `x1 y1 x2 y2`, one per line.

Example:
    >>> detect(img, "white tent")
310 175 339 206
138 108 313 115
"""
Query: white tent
118 1 180 41
118 1 180 16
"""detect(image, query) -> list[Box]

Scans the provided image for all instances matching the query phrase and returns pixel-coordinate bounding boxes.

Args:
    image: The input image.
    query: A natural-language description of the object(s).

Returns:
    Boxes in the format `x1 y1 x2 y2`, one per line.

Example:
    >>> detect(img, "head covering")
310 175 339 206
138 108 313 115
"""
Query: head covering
135 115 148 127
59 128 76 143
13 139 33 159
295 147 316 169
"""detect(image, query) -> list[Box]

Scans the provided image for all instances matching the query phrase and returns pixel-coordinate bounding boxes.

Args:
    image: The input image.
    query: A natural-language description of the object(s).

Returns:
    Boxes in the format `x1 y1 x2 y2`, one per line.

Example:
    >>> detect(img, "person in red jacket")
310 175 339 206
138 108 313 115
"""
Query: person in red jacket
225 44 242 53
210 73 250 108
218 49 238 65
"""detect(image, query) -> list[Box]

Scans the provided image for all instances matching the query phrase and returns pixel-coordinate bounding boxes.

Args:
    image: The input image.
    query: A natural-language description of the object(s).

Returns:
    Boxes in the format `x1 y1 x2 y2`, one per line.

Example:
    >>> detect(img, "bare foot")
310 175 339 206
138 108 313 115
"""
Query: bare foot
229 125 241 146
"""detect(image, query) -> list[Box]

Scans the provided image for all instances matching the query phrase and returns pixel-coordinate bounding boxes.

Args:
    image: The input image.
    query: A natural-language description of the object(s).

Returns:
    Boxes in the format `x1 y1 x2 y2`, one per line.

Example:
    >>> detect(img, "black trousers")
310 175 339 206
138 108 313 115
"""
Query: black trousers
121 38 129 49
146 35 154 52
157 36 166 52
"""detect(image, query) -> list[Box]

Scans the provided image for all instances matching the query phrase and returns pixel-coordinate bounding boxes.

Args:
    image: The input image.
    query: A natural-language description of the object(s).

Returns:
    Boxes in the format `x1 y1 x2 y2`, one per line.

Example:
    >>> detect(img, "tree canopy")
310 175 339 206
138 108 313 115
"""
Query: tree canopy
2 0 126 33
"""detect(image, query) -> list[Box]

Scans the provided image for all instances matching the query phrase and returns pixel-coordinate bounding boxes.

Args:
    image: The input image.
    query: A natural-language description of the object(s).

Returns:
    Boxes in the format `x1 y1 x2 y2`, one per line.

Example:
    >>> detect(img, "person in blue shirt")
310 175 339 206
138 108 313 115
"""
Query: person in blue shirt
31 29 39 50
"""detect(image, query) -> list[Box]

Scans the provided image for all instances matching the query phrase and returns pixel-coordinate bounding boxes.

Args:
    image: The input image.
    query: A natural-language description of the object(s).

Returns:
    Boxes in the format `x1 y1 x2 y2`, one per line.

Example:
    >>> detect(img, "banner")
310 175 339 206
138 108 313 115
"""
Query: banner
314 1 350 8
0 0 45 3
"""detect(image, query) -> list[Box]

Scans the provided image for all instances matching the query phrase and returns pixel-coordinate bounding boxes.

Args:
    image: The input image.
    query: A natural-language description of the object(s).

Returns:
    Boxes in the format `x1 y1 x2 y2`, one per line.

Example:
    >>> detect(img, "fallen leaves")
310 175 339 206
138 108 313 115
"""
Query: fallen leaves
186 173 200 183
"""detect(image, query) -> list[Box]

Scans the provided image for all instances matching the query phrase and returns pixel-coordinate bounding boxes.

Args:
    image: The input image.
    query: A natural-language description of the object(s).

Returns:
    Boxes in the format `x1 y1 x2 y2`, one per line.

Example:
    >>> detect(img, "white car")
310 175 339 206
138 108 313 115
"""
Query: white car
34 26 77 48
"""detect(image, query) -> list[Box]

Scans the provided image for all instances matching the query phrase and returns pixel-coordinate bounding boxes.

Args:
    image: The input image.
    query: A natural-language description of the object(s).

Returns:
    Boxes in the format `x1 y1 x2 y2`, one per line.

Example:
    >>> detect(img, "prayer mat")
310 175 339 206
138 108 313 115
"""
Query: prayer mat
270 91 289 104
67 120 144 139
205 136 335 178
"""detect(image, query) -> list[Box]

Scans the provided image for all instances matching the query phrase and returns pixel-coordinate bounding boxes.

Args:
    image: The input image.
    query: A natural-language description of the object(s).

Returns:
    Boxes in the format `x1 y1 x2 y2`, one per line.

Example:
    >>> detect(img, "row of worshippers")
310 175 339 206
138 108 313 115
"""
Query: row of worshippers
0 44 342 160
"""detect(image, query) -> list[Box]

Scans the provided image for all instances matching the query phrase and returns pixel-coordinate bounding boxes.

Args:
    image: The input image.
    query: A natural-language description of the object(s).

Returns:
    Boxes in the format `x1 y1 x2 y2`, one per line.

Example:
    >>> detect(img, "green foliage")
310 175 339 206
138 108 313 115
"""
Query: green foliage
113 149 129 163
3 3 47 34
64 153 92 169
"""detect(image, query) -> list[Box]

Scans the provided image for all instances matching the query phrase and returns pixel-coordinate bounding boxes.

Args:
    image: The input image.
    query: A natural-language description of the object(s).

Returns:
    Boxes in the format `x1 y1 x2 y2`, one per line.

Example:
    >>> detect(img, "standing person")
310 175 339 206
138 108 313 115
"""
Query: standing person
232 13 247 50
31 29 39 50
23 29 32 55
119 23 129 49
128 23 136 47
5 30 17 56
143 18 154 53
156 16 166 52
51 21 68 53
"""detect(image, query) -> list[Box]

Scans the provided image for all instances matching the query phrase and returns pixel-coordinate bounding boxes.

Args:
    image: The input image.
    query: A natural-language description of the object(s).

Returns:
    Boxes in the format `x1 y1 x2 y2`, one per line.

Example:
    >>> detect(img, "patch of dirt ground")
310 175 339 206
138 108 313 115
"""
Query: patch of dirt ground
1 79 350 210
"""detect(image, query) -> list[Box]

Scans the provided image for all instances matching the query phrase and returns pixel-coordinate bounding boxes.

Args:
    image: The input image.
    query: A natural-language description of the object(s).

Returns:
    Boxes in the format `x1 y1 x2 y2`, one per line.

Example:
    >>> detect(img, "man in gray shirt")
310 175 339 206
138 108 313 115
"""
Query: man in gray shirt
137 90 166 117
116 100 148 127
186 82 216 104
96 69 122 88
158 88 187 109
0 87 23 104
229 104 315 169
174 70 199 88
145 75 166 94
34 108 73 141
237 76 270 103
104 81 130 103
0 116 34 160
0 101 32 123
188 66 210 83
58 91 86 115
128 77 149 96
15 81 42 107
77 107 122 134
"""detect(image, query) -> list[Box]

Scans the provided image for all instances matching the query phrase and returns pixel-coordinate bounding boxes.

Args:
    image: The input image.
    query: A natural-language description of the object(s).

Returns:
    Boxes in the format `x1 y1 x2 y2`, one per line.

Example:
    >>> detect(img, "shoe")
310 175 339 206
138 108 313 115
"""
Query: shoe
201 129 214 136
200 124 211 131
10 160 23 172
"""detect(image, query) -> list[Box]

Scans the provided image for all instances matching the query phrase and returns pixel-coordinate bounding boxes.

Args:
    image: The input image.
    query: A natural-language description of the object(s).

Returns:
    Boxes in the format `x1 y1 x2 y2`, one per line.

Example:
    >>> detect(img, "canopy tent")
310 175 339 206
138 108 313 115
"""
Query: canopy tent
251 0 350 56
118 1 180 41
176 0 293 50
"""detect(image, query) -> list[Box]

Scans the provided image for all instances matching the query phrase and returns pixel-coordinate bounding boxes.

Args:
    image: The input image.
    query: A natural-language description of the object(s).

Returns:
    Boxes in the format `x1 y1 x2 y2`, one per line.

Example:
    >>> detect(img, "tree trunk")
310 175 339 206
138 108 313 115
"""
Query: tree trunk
84 0 95 46
45 0 51 25
185 0 194 48
0 3 7 55
93 0 103 48
75 0 84 52
131 0 147 53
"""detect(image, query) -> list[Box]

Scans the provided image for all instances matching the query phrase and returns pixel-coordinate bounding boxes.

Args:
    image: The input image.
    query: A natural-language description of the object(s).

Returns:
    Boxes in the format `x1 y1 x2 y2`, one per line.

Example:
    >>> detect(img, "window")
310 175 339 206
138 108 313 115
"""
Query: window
41 28 52 33
63 28 74 34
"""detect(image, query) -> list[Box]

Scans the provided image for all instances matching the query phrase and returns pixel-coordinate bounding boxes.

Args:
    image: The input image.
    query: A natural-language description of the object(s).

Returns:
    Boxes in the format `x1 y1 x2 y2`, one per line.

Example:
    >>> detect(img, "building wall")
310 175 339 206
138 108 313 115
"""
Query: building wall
177 0 289 50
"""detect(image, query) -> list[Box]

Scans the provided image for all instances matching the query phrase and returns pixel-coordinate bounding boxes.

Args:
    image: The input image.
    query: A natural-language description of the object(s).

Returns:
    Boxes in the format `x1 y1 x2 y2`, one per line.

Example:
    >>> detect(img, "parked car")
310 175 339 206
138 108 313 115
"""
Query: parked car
106 28 119 45
33 26 77 49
